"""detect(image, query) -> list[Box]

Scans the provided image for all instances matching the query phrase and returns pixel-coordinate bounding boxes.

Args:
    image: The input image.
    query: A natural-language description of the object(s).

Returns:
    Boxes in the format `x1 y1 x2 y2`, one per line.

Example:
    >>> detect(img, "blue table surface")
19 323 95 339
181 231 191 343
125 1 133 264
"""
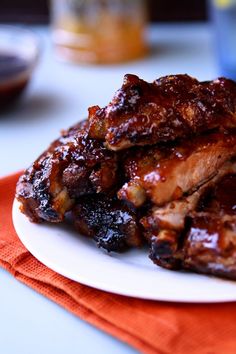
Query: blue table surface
0 23 218 354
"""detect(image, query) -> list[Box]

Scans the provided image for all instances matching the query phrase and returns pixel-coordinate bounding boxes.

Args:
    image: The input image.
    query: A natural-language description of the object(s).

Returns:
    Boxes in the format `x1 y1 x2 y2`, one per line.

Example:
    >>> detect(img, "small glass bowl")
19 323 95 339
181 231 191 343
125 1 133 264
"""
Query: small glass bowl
0 26 40 110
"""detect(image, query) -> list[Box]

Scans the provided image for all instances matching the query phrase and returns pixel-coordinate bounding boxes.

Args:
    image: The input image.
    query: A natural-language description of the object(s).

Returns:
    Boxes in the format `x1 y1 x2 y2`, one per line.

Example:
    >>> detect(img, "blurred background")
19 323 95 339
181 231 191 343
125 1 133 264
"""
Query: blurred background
0 0 208 23
1 0 236 69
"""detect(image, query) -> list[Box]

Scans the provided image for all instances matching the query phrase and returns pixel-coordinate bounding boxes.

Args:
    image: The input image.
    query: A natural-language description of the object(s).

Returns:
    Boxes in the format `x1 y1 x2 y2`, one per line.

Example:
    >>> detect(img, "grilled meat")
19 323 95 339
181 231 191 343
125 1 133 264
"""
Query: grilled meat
183 173 236 278
118 132 236 207
16 121 119 223
88 74 236 150
141 160 236 236
148 170 236 279
182 213 236 279
73 194 142 252
16 73 236 280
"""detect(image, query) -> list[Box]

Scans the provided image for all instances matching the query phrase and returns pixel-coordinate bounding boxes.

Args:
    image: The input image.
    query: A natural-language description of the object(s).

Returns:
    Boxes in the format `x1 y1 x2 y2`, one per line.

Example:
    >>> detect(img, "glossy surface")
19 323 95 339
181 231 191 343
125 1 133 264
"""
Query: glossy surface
88 74 236 150
119 132 236 207
147 168 236 278
184 214 236 278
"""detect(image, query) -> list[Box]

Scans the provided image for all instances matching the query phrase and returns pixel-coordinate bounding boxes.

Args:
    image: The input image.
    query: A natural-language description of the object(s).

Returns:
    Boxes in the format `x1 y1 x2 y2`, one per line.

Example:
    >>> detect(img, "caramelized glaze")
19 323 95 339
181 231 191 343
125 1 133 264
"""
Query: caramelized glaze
88 74 236 150
16 121 119 222
119 132 236 207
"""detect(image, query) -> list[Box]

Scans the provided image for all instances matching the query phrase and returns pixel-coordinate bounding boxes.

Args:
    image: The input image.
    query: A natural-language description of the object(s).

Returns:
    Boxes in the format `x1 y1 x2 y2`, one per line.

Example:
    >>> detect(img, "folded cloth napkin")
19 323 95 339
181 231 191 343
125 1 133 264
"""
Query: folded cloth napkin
1 172 236 354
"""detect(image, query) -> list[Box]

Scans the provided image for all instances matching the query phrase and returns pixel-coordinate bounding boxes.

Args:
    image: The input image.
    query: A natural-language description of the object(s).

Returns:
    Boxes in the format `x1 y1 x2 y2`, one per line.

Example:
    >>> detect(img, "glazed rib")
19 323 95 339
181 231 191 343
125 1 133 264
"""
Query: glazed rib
182 213 236 279
147 168 236 279
73 194 142 252
118 132 236 207
16 121 119 223
141 160 236 235
88 74 236 150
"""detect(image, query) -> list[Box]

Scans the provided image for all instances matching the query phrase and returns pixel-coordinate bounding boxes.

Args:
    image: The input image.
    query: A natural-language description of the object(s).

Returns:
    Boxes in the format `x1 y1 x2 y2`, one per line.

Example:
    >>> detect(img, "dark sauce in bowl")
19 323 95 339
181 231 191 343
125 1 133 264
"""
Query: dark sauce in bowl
0 52 30 111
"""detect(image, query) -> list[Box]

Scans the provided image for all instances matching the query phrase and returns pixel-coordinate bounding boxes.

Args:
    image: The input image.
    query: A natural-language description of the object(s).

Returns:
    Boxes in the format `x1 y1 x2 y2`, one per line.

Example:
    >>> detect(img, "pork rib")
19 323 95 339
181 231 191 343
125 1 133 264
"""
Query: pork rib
88 74 236 150
182 213 236 279
146 168 236 279
16 121 119 223
118 132 236 207
73 194 142 252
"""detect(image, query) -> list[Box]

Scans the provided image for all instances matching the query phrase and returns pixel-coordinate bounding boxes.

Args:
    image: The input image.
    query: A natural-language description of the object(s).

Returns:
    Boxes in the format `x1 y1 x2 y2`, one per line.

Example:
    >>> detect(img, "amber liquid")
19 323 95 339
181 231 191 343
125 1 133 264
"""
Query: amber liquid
0 53 29 111
53 14 148 64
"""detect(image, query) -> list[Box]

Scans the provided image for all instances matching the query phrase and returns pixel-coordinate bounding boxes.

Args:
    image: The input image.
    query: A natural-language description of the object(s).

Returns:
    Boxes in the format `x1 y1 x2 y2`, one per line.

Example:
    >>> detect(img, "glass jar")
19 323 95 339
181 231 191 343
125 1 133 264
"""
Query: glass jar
209 0 236 79
50 0 148 64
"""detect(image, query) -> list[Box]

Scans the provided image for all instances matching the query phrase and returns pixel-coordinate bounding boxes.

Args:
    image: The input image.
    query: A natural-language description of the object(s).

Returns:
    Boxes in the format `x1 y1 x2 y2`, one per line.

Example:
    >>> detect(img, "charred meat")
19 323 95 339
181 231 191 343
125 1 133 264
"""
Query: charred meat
73 194 142 252
16 121 119 223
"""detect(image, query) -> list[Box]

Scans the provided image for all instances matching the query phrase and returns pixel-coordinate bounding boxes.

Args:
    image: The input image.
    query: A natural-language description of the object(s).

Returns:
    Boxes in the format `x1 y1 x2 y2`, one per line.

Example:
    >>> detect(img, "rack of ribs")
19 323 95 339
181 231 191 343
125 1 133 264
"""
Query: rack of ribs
16 73 236 280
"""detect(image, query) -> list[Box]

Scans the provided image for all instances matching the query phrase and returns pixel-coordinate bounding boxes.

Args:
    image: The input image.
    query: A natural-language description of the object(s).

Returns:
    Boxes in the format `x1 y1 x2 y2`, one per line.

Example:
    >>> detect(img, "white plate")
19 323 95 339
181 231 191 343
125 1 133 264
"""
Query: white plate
12 198 236 303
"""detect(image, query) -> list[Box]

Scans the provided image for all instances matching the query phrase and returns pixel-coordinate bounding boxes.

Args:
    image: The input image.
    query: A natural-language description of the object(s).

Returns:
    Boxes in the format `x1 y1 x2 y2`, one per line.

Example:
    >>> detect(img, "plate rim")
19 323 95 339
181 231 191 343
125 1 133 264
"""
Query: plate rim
12 198 236 303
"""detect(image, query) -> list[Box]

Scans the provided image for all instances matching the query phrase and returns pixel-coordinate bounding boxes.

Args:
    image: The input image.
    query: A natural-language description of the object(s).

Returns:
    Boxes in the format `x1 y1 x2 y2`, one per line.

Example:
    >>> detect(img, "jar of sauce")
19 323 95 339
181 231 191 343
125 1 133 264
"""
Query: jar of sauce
0 26 39 111
50 0 148 64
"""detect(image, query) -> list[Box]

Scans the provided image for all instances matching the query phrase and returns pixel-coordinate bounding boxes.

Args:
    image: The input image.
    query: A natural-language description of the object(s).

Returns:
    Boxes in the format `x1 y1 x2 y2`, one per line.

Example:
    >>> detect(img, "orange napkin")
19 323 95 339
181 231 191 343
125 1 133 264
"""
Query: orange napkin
1 172 236 354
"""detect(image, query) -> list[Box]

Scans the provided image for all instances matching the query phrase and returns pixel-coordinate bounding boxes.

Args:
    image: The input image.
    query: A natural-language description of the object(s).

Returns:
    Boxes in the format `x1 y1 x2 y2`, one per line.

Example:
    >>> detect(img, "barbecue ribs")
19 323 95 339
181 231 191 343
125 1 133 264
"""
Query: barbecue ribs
16 73 236 280
16 121 119 223
118 132 236 207
88 74 236 150
145 169 236 279
73 194 142 252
